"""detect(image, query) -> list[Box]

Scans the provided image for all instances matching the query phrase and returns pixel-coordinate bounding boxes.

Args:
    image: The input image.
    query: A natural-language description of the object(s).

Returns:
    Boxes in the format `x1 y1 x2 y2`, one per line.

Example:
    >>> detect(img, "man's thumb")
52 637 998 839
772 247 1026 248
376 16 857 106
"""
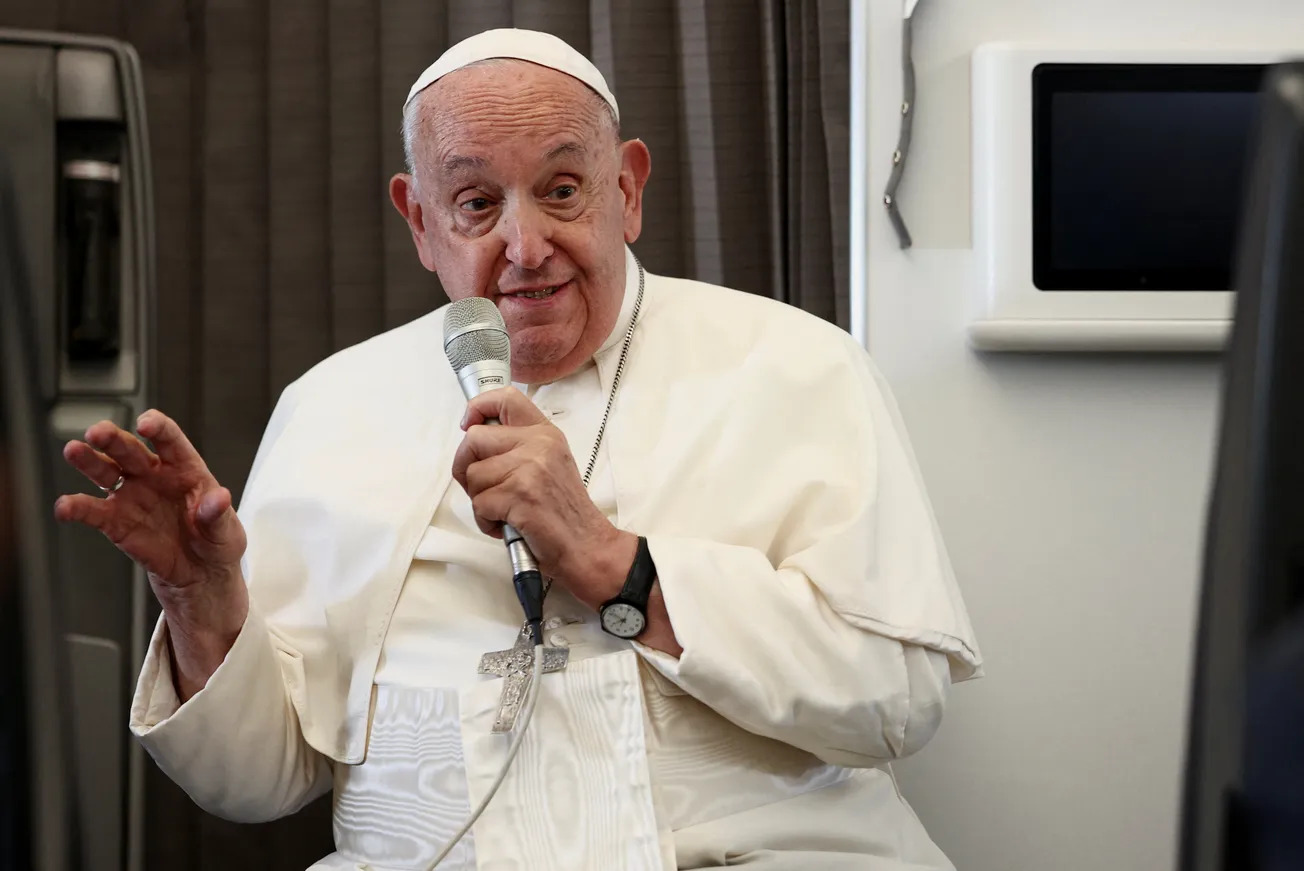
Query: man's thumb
195 487 237 542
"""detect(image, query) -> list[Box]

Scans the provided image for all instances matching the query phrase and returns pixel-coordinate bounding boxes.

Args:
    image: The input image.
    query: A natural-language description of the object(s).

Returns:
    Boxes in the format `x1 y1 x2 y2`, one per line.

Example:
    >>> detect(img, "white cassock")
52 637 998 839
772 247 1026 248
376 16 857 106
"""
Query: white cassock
129 248 983 870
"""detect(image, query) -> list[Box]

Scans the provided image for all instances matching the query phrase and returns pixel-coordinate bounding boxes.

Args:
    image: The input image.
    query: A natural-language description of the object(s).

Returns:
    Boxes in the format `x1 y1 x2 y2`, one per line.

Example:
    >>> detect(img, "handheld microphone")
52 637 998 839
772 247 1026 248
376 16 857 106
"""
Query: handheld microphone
443 297 545 645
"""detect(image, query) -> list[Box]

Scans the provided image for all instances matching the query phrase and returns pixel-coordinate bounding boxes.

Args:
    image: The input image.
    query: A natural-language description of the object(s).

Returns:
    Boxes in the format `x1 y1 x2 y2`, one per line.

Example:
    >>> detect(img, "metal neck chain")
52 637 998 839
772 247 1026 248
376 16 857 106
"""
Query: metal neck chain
581 259 645 487
539 257 645 603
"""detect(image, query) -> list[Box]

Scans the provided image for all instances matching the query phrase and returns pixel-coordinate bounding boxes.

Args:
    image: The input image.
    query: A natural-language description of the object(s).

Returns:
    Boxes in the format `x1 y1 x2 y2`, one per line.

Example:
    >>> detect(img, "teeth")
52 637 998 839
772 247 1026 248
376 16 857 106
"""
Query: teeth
519 286 558 299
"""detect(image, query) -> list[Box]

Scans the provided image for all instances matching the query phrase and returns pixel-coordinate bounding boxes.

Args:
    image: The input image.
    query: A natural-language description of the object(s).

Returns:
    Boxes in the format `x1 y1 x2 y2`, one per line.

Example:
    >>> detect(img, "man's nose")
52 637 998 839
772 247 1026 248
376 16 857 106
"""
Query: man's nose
500 201 553 271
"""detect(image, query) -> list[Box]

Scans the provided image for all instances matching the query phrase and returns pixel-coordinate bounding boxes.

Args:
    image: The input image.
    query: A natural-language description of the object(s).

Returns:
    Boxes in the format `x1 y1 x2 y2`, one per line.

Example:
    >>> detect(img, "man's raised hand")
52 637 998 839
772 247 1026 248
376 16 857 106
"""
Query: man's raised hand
55 410 246 592
54 410 248 699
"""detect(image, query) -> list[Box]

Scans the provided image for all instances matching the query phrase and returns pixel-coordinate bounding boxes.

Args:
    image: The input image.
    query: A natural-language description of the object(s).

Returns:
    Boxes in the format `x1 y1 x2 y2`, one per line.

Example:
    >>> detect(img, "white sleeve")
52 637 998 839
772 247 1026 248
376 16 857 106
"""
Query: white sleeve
130 601 332 822
637 536 953 768
128 381 330 822
631 333 979 768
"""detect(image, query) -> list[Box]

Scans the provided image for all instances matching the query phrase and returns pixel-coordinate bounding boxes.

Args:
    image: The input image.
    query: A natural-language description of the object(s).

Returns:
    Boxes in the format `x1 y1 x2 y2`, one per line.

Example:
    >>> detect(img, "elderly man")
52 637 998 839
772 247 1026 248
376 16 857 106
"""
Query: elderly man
55 28 980 871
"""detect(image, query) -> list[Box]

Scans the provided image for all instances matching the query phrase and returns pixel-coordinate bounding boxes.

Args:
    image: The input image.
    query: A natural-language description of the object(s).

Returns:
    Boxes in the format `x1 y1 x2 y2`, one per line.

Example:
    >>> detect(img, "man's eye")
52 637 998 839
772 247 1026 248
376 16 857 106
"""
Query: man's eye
460 198 492 212
549 185 577 201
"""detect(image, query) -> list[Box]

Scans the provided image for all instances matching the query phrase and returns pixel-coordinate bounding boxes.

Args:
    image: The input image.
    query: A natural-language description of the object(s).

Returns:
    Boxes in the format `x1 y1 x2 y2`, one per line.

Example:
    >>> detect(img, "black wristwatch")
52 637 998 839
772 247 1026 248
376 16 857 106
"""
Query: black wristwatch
599 536 657 639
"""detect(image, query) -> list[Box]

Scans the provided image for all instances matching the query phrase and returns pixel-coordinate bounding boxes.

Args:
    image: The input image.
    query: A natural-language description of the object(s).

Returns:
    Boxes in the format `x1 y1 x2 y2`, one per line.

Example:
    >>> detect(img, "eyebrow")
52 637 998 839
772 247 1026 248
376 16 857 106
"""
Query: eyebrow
438 142 589 178
544 142 587 163
441 154 486 174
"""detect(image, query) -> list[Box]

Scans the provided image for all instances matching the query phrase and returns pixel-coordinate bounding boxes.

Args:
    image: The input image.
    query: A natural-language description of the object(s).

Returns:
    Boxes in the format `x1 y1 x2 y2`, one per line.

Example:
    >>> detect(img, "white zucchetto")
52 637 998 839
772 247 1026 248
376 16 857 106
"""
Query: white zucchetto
403 27 619 122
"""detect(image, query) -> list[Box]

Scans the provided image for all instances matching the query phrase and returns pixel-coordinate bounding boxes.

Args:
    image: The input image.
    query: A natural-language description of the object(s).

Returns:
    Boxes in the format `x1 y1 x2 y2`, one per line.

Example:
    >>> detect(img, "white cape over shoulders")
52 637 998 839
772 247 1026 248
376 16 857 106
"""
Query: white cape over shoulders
131 252 981 869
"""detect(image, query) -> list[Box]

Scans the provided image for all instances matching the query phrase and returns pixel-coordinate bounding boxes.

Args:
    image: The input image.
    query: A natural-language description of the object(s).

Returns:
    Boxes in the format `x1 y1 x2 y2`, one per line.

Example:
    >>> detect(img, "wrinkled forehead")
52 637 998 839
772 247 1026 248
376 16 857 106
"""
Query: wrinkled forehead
412 62 614 177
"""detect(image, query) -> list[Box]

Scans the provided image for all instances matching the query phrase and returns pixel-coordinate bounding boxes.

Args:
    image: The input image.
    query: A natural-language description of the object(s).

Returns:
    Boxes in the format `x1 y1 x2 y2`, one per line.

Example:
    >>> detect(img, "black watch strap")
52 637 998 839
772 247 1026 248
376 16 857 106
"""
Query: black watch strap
616 536 657 607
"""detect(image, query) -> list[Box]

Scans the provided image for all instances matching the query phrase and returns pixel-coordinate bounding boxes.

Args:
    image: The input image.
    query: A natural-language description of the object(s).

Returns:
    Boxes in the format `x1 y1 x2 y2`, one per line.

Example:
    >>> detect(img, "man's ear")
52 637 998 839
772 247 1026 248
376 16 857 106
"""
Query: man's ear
389 173 437 271
617 140 652 244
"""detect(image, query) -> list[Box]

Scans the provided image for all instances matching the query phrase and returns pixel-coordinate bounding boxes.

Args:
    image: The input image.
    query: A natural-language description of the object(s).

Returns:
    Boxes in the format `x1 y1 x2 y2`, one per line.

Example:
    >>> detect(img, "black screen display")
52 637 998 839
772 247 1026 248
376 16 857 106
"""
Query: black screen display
1033 64 1265 291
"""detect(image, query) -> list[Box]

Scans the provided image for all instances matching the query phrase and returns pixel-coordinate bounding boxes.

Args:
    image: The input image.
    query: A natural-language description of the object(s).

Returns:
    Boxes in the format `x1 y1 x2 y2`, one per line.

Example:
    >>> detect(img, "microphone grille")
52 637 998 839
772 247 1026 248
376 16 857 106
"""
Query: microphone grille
444 297 511 371
444 296 502 335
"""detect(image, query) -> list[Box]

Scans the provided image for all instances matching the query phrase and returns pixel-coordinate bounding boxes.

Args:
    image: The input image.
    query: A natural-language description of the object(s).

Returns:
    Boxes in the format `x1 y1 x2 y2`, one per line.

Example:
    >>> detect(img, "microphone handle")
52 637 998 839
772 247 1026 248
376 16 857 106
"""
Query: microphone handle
483 416 545 642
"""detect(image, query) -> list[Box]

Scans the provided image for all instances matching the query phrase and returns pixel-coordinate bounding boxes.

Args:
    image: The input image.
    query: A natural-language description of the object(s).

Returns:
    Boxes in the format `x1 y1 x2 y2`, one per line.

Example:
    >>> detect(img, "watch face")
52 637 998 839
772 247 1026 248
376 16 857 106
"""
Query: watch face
601 602 646 639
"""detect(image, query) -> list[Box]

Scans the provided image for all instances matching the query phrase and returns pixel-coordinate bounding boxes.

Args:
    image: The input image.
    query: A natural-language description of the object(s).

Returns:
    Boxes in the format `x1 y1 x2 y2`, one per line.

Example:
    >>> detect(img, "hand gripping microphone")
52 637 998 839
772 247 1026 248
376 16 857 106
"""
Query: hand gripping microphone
443 297 545 645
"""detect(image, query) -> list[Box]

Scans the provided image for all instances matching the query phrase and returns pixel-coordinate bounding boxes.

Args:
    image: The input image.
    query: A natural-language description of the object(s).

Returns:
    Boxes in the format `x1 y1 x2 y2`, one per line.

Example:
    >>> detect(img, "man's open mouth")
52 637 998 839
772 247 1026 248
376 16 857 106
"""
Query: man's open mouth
503 283 564 300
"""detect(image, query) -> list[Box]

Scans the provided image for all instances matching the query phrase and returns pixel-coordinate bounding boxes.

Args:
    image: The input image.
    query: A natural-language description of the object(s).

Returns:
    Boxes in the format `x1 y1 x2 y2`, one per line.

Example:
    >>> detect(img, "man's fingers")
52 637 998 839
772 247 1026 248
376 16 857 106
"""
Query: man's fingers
470 491 507 538
53 492 112 529
62 440 124 491
84 420 158 476
463 453 520 499
461 387 549 430
135 409 202 468
451 425 526 489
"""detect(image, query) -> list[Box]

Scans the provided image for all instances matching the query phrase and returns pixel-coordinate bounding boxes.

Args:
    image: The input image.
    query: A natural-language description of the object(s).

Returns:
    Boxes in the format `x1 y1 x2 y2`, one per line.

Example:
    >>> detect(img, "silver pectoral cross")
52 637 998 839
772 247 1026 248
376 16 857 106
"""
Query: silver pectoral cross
477 628 569 733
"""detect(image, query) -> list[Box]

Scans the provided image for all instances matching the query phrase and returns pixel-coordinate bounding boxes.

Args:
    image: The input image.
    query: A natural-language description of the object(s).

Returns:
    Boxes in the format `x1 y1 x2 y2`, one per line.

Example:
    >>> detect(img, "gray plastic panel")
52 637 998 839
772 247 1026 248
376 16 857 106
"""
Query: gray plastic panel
2 29 154 871
3 125 77 870
66 634 124 871
0 43 57 399
56 47 121 121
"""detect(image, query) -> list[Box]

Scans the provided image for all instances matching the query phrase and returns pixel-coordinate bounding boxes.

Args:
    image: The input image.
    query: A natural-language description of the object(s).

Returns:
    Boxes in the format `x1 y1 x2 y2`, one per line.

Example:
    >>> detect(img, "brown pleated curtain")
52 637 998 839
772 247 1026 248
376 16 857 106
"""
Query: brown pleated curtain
0 0 849 867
